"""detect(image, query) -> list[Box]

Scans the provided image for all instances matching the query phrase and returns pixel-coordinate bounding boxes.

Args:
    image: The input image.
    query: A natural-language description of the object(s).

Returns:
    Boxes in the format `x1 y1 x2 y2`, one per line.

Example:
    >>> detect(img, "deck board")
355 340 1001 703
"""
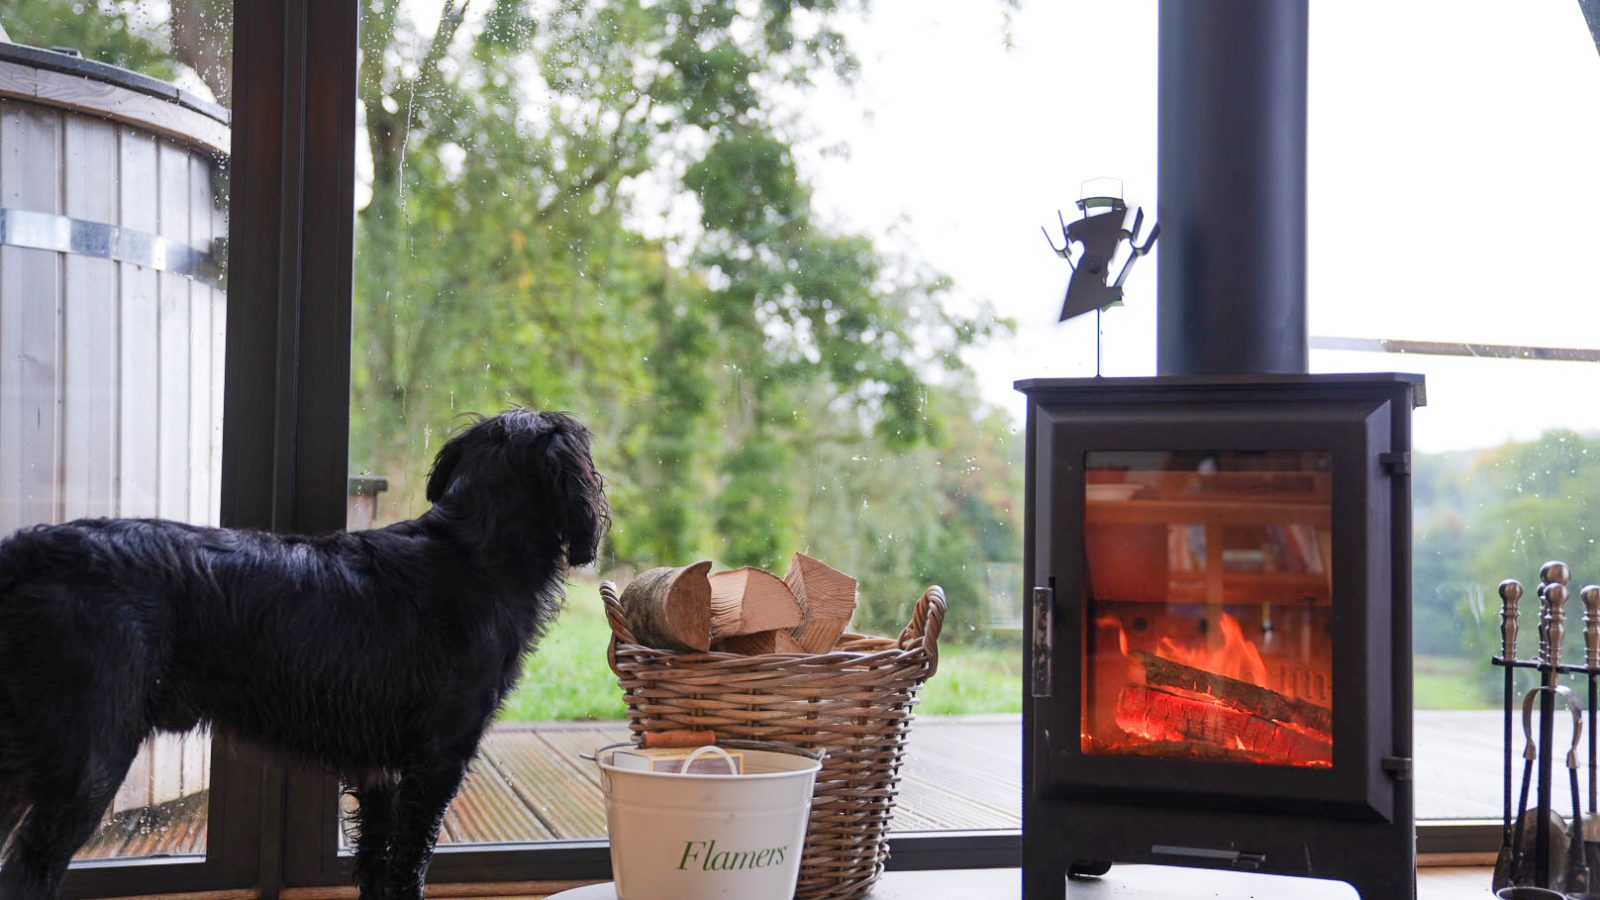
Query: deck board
73 711 1510 861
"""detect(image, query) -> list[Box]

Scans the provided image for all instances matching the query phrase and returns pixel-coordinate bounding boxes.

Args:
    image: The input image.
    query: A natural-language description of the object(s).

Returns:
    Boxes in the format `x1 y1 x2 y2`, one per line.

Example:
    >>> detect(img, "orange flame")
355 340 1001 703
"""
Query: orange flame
1156 613 1269 687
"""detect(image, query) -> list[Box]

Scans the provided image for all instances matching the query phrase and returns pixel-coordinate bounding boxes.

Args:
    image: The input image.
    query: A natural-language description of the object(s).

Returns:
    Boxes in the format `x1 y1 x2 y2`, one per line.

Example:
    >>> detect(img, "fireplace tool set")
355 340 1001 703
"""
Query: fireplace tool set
1494 561 1600 897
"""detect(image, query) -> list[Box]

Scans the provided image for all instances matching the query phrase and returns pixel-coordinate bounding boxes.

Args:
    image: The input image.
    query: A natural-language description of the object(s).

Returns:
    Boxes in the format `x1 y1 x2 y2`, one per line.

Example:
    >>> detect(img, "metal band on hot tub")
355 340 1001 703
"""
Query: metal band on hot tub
0 207 222 287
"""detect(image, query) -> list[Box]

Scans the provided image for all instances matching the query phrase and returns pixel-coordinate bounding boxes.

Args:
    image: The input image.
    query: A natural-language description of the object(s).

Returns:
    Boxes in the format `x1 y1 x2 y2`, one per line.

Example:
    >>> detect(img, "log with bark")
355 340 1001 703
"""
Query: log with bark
1114 685 1332 766
1133 651 1333 735
618 560 713 652
709 567 804 640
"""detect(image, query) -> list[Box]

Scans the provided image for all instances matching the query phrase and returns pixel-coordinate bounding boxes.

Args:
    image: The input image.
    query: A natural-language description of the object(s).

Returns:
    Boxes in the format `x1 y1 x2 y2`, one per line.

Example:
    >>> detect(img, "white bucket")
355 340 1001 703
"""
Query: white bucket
596 743 822 900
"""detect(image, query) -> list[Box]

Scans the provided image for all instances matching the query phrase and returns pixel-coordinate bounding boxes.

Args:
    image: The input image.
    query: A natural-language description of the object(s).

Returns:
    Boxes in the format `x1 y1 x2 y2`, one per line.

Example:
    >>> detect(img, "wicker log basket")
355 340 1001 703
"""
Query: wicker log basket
602 580 945 900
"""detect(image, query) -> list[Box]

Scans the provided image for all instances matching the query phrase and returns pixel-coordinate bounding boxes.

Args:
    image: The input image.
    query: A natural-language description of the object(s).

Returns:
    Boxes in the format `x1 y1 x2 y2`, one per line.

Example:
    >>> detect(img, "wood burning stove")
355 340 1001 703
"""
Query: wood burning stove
1018 374 1423 900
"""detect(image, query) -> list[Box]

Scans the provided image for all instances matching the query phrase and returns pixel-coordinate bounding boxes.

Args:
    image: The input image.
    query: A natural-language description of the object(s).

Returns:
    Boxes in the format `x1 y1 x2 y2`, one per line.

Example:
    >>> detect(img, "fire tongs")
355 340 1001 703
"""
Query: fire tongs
1493 562 1600 896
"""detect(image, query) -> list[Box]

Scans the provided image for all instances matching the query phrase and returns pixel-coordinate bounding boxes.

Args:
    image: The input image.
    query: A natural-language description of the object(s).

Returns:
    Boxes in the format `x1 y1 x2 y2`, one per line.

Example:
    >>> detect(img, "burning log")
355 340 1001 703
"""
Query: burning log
1115 685 1332 767
1084 736 1279 765
1133 651 1333 735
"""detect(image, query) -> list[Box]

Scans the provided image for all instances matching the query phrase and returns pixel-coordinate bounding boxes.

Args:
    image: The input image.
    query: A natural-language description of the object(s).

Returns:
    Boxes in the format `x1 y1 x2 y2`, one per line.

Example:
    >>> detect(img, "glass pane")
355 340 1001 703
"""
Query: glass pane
0 0 232 860
1082 452 1334 768
345 0 1027 849
1308 0 1600 821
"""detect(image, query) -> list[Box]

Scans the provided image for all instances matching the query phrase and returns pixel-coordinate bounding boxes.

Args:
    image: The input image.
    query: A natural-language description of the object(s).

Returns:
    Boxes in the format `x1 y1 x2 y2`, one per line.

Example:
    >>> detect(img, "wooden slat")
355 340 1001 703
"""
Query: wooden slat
182 729 211 798
187 153 214 525
61 114 118 521
479 730 613 839
156 139 190 520
1415 709 1503 821
0 57 229 155
0 100 63 537
118 128 160 518
209 285 225 520
441 754 558 844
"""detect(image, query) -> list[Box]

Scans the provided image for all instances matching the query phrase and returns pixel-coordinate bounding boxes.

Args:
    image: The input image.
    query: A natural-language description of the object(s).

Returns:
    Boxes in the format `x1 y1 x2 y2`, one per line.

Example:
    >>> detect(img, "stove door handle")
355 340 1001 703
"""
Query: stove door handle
1031 585 1054 698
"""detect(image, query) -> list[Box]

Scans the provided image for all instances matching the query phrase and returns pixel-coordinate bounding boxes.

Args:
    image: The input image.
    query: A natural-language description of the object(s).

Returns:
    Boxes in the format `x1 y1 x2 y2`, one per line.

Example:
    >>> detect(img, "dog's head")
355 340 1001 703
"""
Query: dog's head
426 409 609 566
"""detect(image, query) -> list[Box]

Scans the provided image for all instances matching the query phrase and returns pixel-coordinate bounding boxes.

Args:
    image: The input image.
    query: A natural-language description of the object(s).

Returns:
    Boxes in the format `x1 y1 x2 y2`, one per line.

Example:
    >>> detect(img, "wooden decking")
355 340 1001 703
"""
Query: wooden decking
78 711 1515 860
432 715 1023 843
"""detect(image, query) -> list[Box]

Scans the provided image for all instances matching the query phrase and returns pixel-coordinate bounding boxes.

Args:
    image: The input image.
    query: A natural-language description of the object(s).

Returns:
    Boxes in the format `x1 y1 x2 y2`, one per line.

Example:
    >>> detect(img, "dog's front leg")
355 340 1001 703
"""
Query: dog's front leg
382 759 469 900
349 774 400 900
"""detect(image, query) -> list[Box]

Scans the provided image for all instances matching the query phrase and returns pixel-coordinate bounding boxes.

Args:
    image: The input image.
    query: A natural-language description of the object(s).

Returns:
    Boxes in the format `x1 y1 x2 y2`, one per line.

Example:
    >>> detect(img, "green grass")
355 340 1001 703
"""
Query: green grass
494 577 1025 722
496 579 628 722
1414 654 1496 710
916 642 1022 716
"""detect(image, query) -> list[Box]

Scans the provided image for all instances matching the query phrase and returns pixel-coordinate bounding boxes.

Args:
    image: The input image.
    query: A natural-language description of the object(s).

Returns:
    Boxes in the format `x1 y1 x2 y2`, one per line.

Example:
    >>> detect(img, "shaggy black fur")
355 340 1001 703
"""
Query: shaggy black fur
0 409 608 900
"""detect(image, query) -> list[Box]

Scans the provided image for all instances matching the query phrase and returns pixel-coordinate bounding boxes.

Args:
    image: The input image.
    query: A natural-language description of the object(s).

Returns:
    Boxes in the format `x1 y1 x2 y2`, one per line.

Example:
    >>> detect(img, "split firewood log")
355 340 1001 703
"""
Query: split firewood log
709 567 803 641
1133 651 1333 734
618 560 713 652
1115 685 1332 766
712 628 806 655
784 552 858 653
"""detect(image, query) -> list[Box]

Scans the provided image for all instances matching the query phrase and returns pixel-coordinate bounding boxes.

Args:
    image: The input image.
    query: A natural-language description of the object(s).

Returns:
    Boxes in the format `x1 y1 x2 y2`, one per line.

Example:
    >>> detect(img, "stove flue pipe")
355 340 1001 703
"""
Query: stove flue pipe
1156 0 1309 376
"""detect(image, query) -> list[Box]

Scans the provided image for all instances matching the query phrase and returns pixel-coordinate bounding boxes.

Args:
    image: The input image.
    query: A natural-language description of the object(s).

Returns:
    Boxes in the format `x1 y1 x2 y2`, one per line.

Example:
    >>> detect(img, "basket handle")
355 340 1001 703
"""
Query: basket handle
897 585 945 678
602 580 636 677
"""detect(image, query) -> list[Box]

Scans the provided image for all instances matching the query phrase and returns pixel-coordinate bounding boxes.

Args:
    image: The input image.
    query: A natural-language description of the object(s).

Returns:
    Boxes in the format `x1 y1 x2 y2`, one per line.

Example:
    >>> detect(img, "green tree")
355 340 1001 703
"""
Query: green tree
20 0 1026 645
1413 431 1600 706
348 0 1015 592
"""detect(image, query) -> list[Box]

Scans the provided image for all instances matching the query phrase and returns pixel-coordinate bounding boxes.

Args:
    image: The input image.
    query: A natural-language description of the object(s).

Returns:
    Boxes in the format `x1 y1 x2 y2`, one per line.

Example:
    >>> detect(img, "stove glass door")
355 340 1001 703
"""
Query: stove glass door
1081 450 1334 768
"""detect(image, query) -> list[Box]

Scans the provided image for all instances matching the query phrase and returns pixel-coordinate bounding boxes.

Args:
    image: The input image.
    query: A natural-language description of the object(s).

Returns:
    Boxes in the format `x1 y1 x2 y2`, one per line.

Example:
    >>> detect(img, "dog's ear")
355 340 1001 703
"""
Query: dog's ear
538 415 609 566
426 415 491 504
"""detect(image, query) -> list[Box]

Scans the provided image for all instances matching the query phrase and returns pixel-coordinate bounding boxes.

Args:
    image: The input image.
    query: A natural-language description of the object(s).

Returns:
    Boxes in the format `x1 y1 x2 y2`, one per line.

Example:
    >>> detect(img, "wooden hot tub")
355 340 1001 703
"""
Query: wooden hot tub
0 42 228 838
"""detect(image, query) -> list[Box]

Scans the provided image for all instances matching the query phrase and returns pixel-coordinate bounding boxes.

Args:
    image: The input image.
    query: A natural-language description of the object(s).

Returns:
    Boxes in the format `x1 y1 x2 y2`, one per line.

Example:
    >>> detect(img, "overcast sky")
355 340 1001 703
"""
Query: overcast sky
796 0 1600 453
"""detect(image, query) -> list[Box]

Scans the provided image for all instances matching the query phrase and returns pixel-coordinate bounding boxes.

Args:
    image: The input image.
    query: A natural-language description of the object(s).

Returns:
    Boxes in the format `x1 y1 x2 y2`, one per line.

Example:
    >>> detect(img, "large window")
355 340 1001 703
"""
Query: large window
1307 1 1600 825
343 0 1023 855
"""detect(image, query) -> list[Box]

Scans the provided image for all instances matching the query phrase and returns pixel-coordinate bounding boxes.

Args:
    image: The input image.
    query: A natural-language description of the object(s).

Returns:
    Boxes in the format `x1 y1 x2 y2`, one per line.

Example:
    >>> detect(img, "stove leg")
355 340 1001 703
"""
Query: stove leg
1022 860 1067 899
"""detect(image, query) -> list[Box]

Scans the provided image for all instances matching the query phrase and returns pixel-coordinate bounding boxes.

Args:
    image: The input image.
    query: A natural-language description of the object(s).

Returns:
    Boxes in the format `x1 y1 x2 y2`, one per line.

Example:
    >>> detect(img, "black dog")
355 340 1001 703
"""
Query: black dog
0 409 607 899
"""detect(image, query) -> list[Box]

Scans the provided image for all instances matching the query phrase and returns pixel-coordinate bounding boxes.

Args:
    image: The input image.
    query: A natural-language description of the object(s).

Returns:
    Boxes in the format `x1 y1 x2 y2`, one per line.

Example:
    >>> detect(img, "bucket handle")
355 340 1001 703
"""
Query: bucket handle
682 744 740 775
603 579 945 678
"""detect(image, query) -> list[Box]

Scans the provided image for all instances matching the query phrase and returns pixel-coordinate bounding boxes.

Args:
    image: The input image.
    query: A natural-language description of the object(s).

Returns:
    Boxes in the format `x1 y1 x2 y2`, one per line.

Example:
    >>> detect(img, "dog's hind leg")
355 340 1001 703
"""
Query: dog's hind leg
382 758 470 900
348 773 399 900
0 738 139 900
0 779 121 900
0 799 27 862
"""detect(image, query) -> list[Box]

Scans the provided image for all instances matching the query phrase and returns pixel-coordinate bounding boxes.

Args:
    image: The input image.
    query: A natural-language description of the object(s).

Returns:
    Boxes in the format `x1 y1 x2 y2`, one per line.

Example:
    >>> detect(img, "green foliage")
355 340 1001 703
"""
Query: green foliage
1413 430 1600 708
345 0 1020 640
27 0 1025 662
0 0 232 102
0 0 177 79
